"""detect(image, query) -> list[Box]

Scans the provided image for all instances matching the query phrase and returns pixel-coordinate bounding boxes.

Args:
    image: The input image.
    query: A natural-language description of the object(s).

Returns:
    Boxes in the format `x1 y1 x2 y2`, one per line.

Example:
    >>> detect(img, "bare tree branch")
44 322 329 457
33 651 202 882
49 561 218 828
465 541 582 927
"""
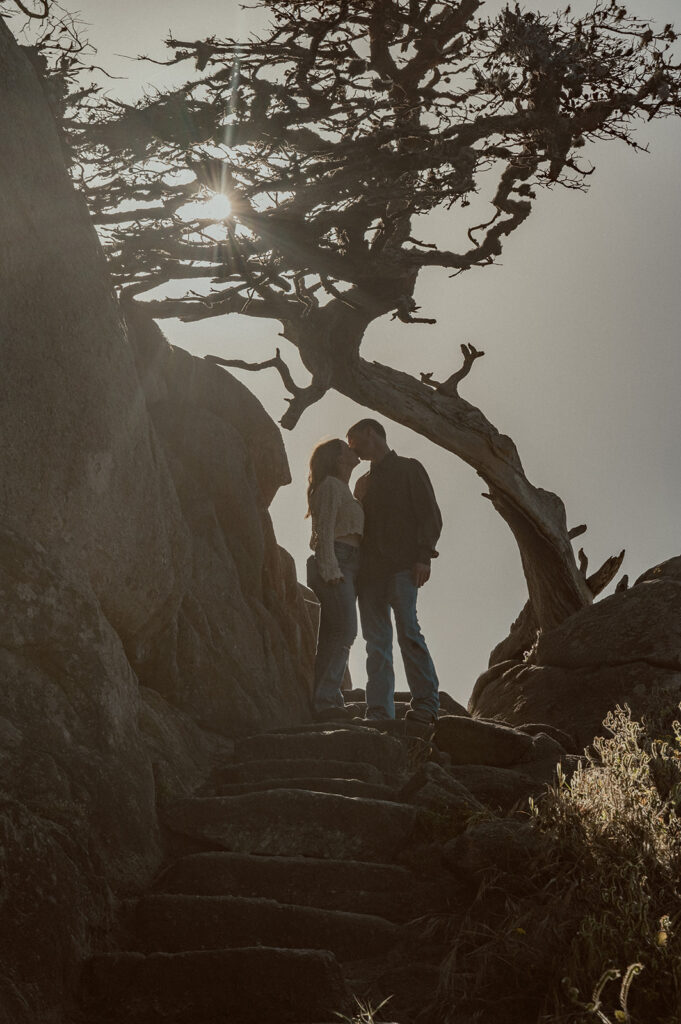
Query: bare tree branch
204 347 329 429
615 574 630 593
10 0 48 17
421 343 485 396
586 550 626 596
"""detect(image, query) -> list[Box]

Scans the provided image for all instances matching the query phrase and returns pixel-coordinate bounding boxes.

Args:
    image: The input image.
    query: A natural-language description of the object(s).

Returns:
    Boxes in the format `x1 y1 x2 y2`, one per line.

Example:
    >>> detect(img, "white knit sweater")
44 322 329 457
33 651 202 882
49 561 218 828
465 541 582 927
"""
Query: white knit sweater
309 475 364 581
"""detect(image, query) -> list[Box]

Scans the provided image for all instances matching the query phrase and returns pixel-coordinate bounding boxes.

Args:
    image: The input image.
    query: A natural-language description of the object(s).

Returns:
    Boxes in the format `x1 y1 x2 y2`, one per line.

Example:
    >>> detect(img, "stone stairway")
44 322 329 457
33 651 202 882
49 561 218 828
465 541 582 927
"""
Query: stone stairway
78 713 466 1024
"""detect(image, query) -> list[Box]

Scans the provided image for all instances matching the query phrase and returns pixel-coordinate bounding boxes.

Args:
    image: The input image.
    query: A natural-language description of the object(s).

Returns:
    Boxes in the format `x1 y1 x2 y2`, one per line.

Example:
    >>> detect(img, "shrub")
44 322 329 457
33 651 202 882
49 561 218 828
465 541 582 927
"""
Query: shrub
430 704 681 1023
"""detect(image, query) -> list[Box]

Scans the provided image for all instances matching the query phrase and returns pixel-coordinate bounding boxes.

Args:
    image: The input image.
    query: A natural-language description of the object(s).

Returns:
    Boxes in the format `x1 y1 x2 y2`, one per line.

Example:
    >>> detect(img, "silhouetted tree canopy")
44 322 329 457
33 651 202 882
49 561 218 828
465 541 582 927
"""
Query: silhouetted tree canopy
27 1 681 646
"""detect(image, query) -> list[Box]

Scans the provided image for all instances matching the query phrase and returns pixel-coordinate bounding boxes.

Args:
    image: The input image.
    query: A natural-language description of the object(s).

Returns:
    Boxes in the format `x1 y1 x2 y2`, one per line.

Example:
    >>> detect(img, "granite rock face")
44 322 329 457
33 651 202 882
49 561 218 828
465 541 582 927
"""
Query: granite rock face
0 21 189 648
0 525 158 1020
0 21 315 1021
471 563 681 748
0 13 315 741
125 307 316 732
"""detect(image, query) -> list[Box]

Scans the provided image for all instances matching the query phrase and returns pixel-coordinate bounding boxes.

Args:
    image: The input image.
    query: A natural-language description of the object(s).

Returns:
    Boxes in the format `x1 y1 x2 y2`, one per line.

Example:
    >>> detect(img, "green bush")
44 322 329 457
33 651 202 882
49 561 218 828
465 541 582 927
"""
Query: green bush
432 704 681 1023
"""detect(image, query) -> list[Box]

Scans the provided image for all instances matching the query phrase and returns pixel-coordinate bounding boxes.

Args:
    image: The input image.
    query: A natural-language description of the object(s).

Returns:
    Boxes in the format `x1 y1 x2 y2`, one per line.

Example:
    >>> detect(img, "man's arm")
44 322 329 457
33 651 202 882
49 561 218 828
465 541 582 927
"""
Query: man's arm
408 460 443 586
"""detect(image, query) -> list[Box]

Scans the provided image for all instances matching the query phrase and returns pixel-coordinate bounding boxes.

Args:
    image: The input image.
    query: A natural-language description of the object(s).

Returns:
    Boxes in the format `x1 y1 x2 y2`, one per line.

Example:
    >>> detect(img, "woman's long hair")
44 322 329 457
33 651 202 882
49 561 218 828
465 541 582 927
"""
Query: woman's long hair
305 438 345 518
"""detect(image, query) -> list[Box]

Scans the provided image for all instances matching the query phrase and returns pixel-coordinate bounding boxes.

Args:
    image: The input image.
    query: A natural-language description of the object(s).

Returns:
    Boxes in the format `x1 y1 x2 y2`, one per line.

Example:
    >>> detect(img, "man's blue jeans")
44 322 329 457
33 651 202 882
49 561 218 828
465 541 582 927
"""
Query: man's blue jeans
306 542 360 712
358 568 439 721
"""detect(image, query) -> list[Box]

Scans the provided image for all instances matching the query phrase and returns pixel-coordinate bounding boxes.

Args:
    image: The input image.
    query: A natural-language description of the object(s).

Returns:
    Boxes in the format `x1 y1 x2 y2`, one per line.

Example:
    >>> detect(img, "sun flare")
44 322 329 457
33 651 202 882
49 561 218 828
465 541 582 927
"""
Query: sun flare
201 193 232 220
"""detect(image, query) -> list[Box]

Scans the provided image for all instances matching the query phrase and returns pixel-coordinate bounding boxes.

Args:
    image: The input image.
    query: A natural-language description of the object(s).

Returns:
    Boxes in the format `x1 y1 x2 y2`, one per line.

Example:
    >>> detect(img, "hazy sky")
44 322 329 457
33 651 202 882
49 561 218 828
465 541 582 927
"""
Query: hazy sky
15 0 681 704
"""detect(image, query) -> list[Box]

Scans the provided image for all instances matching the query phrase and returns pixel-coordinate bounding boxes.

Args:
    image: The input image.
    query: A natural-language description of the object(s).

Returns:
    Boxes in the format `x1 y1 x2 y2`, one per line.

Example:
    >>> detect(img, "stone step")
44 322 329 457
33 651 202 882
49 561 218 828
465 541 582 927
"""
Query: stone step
346 689 469 717
82 947 349 1023
154 852 422 923
206 777 398 801
128 894 400 962
164 789 420 861
351 718 436 741
207 757 387 787
344 700 409 719
235 729 407 775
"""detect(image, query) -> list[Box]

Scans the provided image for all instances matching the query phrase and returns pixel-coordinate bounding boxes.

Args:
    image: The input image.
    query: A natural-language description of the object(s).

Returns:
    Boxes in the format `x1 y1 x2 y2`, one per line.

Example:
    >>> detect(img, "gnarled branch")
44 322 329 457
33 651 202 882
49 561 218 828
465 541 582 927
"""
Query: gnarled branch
10 0 48 17
204 348 328 429
585 549 626 596
488 539 626 666
421 343 485 397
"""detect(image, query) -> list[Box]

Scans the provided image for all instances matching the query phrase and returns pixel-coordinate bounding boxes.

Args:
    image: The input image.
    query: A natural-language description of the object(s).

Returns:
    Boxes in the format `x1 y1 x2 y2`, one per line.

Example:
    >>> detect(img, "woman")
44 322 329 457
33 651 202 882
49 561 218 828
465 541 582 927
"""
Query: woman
306 438 364 720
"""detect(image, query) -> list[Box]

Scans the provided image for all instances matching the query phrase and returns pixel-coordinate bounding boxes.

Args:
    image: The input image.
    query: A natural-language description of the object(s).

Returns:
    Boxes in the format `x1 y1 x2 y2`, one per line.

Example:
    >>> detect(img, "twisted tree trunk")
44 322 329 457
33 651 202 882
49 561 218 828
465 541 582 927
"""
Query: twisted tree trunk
282 295 593 638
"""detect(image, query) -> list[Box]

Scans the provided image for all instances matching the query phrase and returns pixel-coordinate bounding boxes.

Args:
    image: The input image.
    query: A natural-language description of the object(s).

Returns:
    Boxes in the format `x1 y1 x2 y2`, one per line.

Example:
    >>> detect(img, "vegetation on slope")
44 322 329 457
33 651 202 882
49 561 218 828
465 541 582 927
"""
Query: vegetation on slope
433 703 681 1024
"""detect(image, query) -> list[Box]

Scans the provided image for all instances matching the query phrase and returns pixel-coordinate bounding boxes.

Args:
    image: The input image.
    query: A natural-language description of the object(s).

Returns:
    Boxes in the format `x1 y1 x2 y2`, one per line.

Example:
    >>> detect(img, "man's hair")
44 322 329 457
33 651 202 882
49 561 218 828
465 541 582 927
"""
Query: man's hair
347 418 387 440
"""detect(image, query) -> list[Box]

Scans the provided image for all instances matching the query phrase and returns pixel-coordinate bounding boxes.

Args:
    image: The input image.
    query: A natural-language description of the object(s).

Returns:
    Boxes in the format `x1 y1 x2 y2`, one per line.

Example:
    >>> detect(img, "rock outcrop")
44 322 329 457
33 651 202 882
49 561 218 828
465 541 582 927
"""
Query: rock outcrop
124 306 316 732
0 522 213 1023
0 20 189 646
470 558 681 748
0 16 315 740
0 20 315 1022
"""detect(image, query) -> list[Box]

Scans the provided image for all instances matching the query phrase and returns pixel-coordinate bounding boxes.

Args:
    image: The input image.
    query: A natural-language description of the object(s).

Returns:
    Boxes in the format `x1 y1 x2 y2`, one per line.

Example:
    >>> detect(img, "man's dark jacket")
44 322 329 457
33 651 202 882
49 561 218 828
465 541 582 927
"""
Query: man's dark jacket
357 450 442 574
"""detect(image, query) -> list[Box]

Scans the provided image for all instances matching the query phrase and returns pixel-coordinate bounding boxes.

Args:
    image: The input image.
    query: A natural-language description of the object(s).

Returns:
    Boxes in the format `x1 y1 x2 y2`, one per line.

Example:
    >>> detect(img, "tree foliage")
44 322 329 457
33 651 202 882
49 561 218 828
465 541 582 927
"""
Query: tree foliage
57 0 680 338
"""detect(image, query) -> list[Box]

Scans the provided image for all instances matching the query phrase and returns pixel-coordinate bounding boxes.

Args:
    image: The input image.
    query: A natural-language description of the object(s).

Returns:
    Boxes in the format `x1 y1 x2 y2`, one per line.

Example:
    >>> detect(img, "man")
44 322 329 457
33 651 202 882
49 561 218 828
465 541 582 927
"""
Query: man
347 418 442 723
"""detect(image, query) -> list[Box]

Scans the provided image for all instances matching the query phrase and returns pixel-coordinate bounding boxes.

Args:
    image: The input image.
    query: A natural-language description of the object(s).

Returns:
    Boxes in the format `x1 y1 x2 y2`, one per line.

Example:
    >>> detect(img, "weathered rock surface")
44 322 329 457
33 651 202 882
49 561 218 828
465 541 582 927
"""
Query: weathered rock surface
516 722 577 753
399 763 484 823
0 20 189 648
130 893 398 961
206 757 386 786
445 764 544 814
207 777 397 800
83 947 350 1023
0 526 157 1020
471 563 681 748
164 789 420 861
155 852 420 922
2 17 315 741
532 578 681 671
125 307 316 732
444 819 548 877
235 728 408 775
83 723 469 1024
434 716 534 766
0 21 316 1021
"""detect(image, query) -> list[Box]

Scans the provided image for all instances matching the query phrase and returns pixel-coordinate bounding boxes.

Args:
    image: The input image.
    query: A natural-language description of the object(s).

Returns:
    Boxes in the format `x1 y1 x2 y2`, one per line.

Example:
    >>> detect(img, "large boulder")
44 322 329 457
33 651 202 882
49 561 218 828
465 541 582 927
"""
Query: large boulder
434 717 534 766
0 20 316 1022
0 527 229 1024
124 308 316 732
0 19 190 646
471 563 681 749
0 526 158 1020
0 12 315 740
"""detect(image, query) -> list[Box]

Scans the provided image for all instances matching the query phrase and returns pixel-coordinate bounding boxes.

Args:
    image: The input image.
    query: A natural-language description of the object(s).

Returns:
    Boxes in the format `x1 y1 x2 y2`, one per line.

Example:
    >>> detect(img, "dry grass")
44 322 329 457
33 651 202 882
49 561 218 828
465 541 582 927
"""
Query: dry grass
335 995 394 1023
429 704 681 1024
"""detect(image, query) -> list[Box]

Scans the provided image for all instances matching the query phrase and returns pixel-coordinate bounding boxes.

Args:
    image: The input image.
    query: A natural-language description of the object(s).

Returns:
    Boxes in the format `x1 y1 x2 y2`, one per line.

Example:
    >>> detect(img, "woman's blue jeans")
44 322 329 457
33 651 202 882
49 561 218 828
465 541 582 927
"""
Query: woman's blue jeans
306 542 360 712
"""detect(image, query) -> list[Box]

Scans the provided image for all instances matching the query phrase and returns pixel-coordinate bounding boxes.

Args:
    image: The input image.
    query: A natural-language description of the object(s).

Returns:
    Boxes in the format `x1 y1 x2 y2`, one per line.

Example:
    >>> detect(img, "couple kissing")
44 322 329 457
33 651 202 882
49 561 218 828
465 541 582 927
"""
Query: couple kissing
306 418 442 726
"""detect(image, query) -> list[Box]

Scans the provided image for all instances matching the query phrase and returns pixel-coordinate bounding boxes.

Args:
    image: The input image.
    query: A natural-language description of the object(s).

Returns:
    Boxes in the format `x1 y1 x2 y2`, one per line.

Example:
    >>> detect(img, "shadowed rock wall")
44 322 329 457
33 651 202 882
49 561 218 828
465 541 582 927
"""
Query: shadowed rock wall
0 21 189 646
0 19 315 1021
125 305 316 733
